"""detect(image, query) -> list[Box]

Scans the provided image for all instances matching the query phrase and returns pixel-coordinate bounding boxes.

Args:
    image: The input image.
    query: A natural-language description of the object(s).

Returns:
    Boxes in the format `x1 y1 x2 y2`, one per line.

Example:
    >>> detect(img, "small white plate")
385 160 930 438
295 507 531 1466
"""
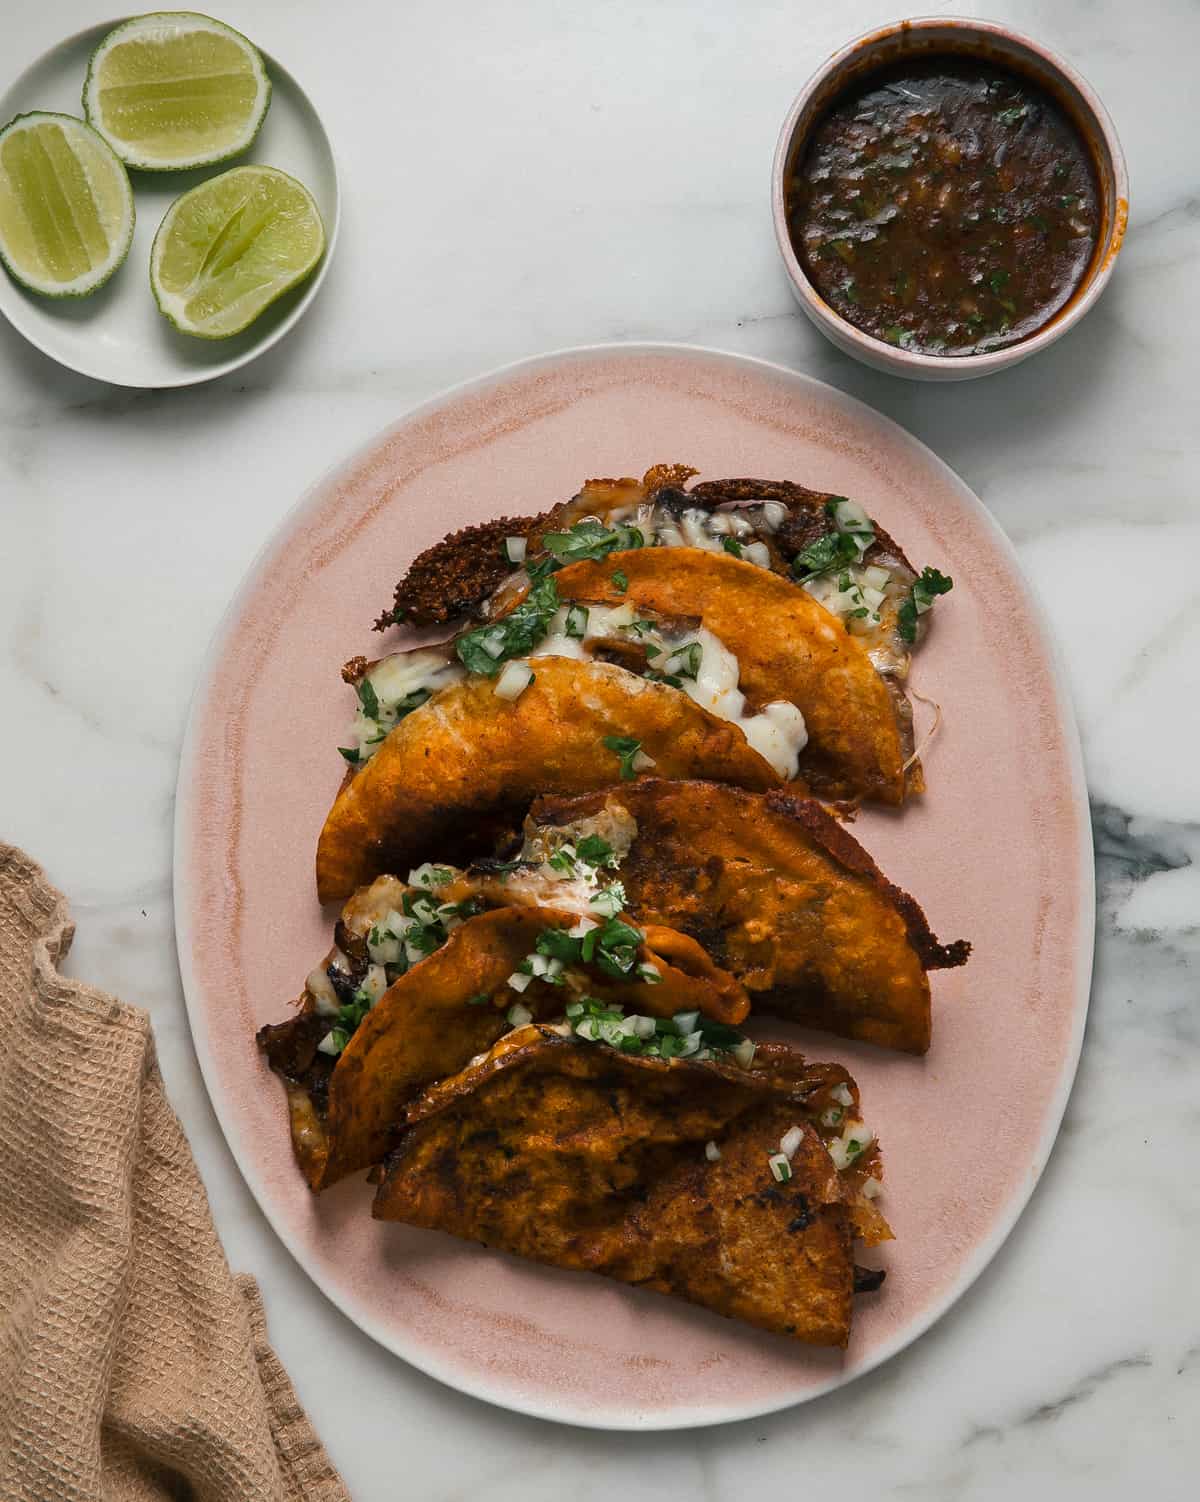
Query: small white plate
0 18 339 387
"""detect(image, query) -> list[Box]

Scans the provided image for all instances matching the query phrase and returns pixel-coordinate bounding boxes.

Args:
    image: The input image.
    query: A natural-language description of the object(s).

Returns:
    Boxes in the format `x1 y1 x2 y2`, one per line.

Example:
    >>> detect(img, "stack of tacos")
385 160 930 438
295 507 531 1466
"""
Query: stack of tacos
259 465 967 1348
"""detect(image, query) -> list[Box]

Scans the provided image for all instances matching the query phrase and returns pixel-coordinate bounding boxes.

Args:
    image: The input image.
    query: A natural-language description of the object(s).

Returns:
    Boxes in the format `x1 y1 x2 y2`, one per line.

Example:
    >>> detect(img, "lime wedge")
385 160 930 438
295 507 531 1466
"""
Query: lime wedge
0 112 134 297
150 164 325 338
83 12 271 171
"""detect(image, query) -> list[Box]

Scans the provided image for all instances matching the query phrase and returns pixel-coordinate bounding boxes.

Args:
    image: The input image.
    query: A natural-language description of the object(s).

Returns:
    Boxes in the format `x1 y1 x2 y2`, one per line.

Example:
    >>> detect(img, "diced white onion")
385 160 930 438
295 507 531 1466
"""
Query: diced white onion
367 927 402 964
673 1010 700 1035
742 541 771 569
768 1152 792 1183
589 888 623 918
506 1001 533 1027
779 1124 804 1160
861 585 886 611
306 966 340 1017
761 501 787 531
636 963 663 984
631 750 657 773
832 1083 853 1107
829 497 872 535
732 1039 756 1069
504 536 527 563
568 916 599 937
862 1177 882 1200
494 659 535 701
705 1140 722 1162
678 1030 703 1057
316 1031 343 1057
507 970 532 993
861 565 891 591
359 964 388 1005
630 1015 657 1039
480 630 508 659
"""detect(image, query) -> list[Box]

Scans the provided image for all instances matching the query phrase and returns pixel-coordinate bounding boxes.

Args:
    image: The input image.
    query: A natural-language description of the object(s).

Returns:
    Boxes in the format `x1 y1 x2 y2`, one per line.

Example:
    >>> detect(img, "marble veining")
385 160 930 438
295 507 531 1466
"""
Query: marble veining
1 0 1196 1496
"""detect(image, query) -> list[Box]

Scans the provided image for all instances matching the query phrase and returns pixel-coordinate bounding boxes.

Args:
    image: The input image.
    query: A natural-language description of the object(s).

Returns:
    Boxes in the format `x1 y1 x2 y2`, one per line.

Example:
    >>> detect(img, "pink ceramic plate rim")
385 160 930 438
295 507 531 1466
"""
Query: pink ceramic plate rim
174 343 1094 1429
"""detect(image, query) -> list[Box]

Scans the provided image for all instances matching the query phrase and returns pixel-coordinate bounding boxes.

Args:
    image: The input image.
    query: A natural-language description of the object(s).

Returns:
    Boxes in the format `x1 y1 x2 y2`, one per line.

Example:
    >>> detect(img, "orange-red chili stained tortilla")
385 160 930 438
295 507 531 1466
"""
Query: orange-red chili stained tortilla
315 657 779 904
530 781 969 1054
373 1027 890 1347
542 548 917 805
257 904 752 1190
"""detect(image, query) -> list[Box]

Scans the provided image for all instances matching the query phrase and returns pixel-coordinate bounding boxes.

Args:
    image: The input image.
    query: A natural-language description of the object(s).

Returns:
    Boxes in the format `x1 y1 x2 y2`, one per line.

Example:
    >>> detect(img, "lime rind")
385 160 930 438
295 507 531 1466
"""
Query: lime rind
150 164 325 339
0 111 134 298
82 11 272 172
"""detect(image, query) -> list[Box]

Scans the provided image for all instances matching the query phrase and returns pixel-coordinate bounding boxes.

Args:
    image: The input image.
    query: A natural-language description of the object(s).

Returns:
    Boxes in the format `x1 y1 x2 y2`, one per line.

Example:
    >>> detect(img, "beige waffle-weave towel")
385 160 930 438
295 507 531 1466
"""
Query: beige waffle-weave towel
0 845 350 1502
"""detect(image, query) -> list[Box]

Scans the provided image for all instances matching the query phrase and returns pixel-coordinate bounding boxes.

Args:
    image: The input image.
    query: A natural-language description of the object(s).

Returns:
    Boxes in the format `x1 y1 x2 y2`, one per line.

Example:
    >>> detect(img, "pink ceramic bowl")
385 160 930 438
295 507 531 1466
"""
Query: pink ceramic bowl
771 16 1129 382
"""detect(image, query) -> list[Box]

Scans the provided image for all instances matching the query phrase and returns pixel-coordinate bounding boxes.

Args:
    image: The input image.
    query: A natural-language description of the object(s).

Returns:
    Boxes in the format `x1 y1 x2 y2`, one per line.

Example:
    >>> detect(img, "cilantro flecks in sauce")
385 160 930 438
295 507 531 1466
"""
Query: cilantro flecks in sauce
787 58 1101 356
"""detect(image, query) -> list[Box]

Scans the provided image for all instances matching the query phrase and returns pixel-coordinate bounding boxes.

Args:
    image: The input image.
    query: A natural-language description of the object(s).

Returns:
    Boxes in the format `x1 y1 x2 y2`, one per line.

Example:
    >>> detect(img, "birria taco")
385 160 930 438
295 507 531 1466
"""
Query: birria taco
373 1024 891 1347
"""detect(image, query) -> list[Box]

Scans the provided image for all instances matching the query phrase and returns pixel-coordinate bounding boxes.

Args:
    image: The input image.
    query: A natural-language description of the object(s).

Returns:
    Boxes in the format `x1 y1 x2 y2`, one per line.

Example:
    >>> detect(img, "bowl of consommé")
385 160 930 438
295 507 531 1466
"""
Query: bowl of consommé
772 16 1128 380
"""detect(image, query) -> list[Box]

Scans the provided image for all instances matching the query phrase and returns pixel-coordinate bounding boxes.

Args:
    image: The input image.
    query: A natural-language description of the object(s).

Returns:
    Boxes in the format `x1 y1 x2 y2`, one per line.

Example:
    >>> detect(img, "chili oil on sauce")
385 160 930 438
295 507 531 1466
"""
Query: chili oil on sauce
787 59 1101 356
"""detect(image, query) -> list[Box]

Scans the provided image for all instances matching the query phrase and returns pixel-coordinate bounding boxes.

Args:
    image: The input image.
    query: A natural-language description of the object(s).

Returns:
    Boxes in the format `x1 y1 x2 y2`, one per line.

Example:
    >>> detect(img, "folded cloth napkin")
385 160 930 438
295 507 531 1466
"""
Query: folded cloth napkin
0 845 350 1502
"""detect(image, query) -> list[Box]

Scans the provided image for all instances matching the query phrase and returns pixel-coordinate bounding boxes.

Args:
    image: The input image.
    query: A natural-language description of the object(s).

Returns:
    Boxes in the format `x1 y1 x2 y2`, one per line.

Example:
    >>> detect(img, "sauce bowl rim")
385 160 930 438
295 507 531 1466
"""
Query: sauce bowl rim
770 14 1130 375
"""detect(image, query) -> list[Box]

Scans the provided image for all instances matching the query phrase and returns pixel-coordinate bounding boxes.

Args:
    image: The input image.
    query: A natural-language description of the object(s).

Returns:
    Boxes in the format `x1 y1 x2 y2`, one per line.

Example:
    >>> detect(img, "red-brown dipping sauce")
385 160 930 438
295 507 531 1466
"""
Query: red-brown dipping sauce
786 58 1101 356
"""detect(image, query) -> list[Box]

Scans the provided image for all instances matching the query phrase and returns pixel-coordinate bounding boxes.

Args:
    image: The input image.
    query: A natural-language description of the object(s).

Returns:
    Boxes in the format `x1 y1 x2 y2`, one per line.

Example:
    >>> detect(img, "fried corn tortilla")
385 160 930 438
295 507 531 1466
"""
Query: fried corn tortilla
316 657 778 903
525 781 969 1053
373 1026 890 1347
258 898 752 1190
533 548 916 803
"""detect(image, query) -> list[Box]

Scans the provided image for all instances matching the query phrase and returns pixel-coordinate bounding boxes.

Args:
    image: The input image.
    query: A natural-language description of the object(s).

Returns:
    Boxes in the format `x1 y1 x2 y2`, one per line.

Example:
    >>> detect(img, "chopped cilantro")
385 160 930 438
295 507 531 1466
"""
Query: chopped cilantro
535 927 584 963
722 536 744 559
665 641 702 680
456 575 560 677
611 569 629 593
337 745 361 765
897 566 954 642
590 916 643 979
791 529 859 580
575 834 616 868
602 734 645 780
564 603 589 639
465 993 491 1006
356 677 379 718
542 519 645 565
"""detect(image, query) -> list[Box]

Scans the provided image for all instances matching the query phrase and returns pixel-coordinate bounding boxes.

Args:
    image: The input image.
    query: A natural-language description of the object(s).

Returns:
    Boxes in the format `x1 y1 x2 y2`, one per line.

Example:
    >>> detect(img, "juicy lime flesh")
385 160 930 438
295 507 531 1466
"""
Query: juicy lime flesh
0 123 123 286
95 32 260 160
157 171 323 334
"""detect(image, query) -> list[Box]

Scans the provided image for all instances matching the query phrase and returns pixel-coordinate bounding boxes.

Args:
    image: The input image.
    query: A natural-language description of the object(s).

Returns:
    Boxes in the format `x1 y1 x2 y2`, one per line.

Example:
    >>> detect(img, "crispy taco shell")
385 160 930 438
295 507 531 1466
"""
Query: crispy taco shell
528 781 970 1053
373 1027 889 1347
315 657 778 903
540 548 915 804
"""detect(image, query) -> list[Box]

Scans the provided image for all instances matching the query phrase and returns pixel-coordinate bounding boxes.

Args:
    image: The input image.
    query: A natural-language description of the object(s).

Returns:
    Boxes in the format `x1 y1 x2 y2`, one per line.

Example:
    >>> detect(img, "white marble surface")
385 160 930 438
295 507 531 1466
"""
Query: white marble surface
2 0 1196 1494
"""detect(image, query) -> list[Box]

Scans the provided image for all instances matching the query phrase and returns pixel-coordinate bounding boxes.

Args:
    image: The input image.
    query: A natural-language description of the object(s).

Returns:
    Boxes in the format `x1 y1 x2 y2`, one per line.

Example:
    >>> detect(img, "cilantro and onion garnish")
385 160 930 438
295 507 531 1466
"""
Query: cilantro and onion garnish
603 735 655 781
765 1096 872 1183
793 496 952 645
313 869 483 1057
896 567 953 643
557 995 757 1065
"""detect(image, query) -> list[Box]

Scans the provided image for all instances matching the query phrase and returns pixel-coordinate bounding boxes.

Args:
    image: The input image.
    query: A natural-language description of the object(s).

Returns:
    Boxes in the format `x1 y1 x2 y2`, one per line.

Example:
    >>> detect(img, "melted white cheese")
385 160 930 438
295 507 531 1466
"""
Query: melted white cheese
348 649 465 761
